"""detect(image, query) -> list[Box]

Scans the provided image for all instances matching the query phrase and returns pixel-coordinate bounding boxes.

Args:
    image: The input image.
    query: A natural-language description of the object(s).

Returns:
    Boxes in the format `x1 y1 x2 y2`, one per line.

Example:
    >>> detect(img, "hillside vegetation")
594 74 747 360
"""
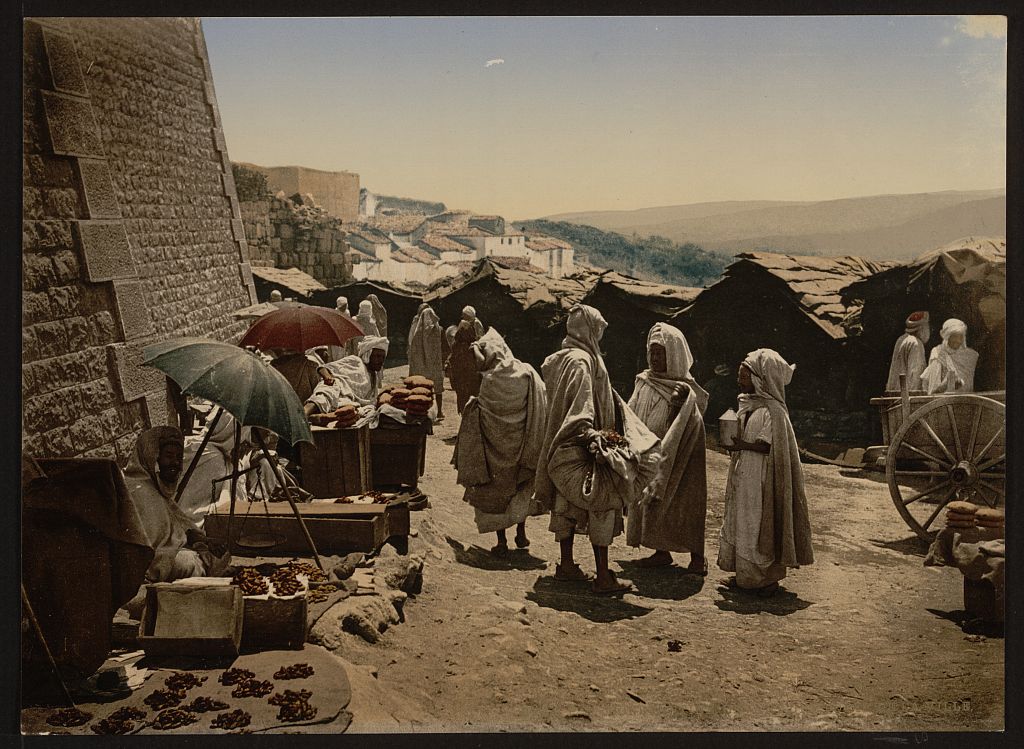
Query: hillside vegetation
548 190 1005 260
515 219 729 287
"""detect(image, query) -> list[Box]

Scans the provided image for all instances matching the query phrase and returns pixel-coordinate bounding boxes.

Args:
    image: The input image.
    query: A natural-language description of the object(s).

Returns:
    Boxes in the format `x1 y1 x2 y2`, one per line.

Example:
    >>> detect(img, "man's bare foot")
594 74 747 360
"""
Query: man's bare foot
592 571 633 595
637 550 673 568
514 531 530 549
685 555 709 576
554 562 589 582
491 543 510 559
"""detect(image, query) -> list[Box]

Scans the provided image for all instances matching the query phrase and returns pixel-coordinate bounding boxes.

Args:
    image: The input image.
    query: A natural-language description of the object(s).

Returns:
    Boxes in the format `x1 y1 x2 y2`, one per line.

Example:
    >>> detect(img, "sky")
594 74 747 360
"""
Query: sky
203 15 1006 219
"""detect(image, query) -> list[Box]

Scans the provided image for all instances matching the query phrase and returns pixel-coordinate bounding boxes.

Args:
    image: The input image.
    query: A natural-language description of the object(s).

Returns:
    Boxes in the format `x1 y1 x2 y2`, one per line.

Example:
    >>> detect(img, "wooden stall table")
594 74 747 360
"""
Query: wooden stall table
369 417 429 492
298 424 372 499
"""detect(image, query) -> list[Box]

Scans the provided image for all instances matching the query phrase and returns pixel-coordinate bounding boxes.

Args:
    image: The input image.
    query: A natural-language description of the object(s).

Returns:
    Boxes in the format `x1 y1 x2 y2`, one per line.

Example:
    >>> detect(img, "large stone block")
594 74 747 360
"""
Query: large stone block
69 412 110 453
42 29 87 96
76 158 121 218
76 220 135 282
110 279 153 340
42 90 104 157
32 320 69 359
51 249 80 284
144 389 170 428
212 128 226 153
63 315 90 350
43 187 79 218
108 342 166 402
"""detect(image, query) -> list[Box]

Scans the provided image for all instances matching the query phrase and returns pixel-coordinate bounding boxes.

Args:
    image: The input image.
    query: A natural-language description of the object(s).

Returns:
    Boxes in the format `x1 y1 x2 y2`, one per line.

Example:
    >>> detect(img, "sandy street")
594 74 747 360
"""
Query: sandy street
325 371 1004 733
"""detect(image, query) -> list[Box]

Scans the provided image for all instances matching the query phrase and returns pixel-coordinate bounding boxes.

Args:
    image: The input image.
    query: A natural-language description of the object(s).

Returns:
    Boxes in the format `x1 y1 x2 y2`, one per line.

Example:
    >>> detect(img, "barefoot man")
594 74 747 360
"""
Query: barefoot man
533 304 660 595
453 330 547 556
627 323 709 575
718 349 814 597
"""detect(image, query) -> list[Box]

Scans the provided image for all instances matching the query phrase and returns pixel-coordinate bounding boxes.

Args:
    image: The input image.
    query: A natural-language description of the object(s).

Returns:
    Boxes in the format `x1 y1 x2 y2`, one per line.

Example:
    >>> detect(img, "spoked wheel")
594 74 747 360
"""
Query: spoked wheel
885 394 1005 540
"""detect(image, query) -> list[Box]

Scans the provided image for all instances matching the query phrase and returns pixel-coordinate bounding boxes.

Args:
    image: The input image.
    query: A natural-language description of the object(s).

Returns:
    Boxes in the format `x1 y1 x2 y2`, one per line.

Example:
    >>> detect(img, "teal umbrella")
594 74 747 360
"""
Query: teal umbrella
142 337 313 446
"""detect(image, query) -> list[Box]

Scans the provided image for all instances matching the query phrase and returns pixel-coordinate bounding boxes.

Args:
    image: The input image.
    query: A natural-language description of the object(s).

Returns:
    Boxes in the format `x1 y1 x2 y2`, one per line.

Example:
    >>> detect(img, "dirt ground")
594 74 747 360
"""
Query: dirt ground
336 370 1005 733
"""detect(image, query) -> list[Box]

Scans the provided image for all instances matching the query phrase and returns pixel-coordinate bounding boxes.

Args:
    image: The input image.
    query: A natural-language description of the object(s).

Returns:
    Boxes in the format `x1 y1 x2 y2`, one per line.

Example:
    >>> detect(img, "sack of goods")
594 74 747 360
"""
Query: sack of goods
404 394 432 416
975 507 1004 529
945 500 978 528
333 404 359 428
389 388 412 409
403 375 435 391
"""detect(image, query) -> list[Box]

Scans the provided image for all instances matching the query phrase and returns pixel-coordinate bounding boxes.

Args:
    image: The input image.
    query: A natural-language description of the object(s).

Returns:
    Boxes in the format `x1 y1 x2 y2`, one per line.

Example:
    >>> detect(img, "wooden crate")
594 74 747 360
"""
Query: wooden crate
370 423 428 489
299 424 372 499
205 502 388 556
138 582 243 658
242 595 308 651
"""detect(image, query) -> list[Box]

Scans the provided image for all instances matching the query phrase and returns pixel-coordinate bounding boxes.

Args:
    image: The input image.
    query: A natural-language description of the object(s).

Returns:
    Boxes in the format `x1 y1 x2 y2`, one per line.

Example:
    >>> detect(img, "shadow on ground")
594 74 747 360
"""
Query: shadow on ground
870 535 930 558
616 559 706 602
526 576 654 623
713 580 813 616
446 536 548 571
926 608 1004 638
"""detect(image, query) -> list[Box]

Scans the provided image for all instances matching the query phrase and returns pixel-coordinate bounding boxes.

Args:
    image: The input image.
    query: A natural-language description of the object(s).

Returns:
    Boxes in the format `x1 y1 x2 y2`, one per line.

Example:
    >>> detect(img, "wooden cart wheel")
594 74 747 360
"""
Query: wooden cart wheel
885 394 1005 540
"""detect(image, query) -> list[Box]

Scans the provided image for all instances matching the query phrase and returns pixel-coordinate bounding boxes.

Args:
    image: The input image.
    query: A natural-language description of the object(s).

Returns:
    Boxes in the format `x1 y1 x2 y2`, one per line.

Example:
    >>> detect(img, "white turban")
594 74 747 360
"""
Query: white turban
358 335 389 362
336 296 349 312
462 305 477 320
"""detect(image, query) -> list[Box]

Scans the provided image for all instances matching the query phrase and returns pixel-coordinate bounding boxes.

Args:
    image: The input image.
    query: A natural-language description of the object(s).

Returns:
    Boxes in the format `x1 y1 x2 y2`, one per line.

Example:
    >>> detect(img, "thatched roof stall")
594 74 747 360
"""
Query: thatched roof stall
308 280 424 366
426 258 595 371
581 272 703 396
841 237 1006 398
670 252 893 442
251 265 327 302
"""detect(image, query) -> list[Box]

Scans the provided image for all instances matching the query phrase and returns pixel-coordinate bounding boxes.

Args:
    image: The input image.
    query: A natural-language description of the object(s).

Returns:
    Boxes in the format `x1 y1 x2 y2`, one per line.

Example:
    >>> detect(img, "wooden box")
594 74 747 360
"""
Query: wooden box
205 502 389 556
299 424 372 499
242 595 308 651
370 423 428 489
138 582 243 658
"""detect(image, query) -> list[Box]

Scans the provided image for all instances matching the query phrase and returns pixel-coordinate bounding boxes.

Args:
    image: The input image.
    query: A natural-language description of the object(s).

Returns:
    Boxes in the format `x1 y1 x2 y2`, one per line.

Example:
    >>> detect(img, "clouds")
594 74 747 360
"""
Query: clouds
485 58 505 68
956 15 1007 40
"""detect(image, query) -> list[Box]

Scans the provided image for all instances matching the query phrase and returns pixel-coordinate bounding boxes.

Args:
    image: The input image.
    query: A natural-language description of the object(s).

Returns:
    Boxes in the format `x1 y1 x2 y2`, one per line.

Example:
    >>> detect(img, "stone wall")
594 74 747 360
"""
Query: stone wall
239 194 353 286
22 17 256 463
240 163 360 222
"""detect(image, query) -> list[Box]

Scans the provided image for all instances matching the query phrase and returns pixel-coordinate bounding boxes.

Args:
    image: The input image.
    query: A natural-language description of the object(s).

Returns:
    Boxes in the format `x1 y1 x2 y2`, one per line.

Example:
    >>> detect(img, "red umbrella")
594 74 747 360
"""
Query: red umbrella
239 302 364 353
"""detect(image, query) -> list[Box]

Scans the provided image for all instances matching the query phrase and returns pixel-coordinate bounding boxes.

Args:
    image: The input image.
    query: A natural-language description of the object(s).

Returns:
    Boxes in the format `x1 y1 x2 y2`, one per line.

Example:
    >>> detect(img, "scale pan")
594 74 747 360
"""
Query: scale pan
235 533 285 550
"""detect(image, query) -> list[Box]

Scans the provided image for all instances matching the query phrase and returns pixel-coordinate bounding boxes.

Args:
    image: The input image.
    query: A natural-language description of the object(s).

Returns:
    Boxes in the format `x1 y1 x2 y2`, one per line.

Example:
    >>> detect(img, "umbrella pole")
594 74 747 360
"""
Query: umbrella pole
172 406 224 507
253 429 325 571
226 422 242 556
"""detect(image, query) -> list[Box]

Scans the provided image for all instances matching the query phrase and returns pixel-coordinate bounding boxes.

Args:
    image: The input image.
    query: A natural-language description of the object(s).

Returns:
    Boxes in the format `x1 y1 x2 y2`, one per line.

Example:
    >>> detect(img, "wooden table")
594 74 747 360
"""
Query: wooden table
369 421 429 490
298 424 372 498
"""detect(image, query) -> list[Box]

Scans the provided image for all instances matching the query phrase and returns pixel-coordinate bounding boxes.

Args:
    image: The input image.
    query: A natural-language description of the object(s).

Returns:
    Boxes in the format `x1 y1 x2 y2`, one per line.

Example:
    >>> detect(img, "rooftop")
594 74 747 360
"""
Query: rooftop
249 265 327 296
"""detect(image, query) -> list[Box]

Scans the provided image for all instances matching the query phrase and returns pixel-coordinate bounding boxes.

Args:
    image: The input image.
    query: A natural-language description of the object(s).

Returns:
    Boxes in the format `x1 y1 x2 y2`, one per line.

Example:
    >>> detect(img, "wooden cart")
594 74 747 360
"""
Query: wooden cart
868 376 1005 540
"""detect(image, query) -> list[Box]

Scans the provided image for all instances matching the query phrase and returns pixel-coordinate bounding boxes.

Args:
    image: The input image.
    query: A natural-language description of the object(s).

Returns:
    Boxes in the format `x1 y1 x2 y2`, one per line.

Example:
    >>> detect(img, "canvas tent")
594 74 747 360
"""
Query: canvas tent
670 252 893 442
581 272 703 396
251 265 327 302
426 258 595 371
841 237 1006 399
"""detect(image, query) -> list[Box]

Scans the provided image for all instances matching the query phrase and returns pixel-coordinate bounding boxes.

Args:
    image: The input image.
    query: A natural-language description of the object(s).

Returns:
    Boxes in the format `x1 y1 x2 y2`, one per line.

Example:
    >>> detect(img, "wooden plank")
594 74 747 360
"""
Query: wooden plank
205 513 387 556
138 584 243 658
299 425 372 498
212 501 388 517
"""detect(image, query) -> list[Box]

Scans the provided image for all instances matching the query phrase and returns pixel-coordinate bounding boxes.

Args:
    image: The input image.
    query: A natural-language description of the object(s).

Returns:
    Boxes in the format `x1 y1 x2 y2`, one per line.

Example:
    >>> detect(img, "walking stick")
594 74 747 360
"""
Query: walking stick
252 429 325 571
171 406 224 507
226 421 242 557
21 583 76 709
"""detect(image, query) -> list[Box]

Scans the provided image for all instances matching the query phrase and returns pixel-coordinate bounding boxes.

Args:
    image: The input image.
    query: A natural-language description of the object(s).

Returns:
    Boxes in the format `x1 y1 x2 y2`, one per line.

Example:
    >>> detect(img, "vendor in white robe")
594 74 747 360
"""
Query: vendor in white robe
453 330 547 556
718 349 814 597
124 426 230 583
920 318 979 394
304 336 389 415
534 304 660 594
408 303 450 421
627 323 709 574
346 300 380 357
886 311 930 392
366 293 389 340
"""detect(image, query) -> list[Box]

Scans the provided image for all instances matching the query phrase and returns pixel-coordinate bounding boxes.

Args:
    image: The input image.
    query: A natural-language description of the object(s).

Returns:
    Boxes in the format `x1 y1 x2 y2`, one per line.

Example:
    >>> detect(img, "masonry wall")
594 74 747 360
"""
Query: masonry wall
22 17 256 463
239 196 353 285
246 165 360 222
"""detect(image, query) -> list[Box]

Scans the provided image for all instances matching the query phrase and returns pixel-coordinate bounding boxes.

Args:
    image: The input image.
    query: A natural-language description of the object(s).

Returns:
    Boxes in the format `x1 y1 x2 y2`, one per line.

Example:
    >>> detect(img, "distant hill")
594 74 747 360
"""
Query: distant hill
514 220 729 287
547 190 1005 260
375 195 446 215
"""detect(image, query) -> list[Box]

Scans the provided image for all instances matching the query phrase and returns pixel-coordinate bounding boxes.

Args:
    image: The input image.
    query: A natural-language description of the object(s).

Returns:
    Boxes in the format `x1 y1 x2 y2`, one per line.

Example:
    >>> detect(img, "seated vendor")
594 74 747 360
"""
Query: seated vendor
124 426 230 583
304 336 390 417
